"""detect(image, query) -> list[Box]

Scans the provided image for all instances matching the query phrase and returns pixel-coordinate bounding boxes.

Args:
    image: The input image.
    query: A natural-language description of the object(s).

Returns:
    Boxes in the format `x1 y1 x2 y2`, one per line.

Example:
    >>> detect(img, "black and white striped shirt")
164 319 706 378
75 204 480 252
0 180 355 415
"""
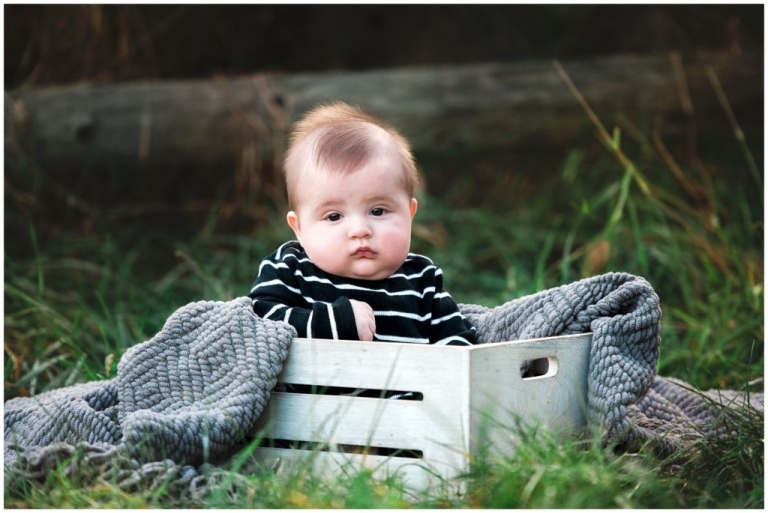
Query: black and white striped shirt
248 241 476 345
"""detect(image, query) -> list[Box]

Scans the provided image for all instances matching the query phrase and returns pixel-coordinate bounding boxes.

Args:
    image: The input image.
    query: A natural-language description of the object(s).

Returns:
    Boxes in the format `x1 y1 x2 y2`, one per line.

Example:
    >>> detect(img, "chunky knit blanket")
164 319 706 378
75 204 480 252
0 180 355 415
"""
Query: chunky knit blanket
5 297 295 498
458 272 763 455
5 273 763 499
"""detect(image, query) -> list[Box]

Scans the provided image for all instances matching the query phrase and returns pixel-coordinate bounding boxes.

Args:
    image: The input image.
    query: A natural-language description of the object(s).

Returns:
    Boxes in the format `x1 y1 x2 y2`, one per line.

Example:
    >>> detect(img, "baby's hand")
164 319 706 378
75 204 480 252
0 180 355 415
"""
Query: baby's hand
349 299 375 341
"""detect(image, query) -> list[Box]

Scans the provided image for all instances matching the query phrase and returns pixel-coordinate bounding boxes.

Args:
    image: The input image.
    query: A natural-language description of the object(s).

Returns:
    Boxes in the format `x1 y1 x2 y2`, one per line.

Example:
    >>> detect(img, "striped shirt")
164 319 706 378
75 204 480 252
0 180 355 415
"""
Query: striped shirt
248 241 476 345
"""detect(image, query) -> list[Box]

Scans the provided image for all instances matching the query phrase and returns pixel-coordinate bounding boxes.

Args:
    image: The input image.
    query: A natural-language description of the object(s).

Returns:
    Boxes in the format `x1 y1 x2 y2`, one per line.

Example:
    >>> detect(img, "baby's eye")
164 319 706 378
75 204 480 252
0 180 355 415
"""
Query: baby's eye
370 208 386 217
326 213 341 222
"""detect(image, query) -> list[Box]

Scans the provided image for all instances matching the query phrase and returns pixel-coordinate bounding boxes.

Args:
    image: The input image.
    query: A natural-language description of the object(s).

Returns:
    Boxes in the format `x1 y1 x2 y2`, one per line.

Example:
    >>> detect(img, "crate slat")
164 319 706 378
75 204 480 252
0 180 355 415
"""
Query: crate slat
275 338 468 391
253 392 468 454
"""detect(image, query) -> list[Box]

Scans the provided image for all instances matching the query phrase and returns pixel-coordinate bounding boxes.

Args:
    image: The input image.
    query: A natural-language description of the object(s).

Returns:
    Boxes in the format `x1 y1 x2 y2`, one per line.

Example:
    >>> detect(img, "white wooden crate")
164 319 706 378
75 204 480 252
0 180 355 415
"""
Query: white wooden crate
250 333 591 491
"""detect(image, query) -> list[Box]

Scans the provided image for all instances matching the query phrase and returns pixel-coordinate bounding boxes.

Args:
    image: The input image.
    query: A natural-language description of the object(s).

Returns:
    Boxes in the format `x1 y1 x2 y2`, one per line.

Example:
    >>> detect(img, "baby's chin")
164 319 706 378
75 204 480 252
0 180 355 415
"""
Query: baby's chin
325 262 400 281
338 269 395 281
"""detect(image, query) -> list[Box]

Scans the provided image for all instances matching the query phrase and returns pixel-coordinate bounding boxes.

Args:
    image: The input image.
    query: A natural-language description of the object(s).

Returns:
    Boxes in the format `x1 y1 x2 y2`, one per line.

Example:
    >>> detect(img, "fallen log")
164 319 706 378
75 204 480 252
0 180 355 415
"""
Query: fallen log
4 51 761 197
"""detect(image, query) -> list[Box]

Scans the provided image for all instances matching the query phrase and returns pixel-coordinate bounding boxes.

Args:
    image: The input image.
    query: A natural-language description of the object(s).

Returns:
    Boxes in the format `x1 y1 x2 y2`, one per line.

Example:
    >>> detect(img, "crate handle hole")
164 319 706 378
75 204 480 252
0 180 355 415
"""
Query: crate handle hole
522 356 558 380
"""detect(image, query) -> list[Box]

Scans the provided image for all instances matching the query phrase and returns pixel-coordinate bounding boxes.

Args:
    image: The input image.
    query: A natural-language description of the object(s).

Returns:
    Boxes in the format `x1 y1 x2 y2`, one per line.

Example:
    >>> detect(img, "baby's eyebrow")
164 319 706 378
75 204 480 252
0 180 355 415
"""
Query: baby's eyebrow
309 193 401 213
364 194 399 204
312 197 344 209
315 195 345 208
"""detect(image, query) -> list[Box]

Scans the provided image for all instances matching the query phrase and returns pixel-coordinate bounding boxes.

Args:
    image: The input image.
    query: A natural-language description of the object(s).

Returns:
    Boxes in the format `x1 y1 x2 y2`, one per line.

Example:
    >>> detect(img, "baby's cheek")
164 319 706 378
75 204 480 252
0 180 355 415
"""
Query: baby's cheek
380 227 411 254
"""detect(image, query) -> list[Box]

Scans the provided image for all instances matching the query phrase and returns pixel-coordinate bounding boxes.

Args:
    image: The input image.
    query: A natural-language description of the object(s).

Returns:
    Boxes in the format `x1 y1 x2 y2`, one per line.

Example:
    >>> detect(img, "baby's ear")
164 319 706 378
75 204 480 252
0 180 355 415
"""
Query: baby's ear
409 198 418 219
286 211 302 241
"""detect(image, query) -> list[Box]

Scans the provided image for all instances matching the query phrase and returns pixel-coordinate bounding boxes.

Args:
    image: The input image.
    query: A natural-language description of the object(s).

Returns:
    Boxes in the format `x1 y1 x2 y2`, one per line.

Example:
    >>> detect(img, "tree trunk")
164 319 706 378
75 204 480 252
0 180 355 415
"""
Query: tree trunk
5 51 761 198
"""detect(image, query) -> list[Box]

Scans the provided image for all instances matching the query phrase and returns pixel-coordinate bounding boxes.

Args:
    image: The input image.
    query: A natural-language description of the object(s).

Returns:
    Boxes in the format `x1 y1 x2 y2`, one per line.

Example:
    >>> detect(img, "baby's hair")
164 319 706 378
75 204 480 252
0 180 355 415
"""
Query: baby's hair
284 102 419 209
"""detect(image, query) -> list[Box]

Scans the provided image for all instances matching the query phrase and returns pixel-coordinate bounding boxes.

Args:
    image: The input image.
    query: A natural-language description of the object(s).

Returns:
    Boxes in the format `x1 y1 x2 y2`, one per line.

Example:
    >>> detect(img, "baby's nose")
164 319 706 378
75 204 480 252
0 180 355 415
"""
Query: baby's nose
348 217 372 238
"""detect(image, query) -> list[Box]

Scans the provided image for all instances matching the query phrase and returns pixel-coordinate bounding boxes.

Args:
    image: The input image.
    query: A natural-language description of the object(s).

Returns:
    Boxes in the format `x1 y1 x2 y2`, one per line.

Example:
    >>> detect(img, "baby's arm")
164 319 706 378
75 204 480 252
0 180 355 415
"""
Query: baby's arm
429 270 476 346
248 254 366 340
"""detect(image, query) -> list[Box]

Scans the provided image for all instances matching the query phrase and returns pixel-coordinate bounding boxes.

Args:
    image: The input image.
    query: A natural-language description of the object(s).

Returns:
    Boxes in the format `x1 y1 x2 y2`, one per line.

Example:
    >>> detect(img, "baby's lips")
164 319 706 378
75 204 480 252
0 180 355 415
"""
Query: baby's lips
353 247 376 257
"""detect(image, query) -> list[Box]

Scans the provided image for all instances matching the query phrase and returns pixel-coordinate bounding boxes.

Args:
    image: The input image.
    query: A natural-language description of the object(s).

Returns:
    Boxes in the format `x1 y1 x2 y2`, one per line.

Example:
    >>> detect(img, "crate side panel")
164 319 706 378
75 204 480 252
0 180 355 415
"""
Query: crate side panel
467 334 591 456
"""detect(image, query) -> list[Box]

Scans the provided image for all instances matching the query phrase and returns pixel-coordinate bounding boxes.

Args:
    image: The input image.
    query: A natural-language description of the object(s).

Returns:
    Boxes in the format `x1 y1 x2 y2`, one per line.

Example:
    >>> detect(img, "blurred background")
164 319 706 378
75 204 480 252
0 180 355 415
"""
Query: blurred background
5 4 762 84
4 4 764 397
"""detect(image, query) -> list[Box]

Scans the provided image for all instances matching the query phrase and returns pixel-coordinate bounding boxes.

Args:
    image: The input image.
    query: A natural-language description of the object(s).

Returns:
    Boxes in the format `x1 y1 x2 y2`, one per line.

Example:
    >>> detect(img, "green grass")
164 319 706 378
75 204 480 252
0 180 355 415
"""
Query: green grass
6 408 762 509
4 90 763 507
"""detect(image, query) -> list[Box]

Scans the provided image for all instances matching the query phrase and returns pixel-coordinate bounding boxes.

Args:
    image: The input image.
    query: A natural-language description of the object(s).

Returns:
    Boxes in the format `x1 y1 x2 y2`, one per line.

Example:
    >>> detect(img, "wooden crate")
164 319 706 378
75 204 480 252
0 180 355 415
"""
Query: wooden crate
251 333 591 491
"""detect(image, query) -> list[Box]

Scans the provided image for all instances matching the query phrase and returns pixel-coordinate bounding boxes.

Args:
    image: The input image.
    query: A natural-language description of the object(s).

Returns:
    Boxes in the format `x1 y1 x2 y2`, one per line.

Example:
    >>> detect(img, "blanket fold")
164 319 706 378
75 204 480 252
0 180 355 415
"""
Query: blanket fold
115 298 294 463
5 297 294 467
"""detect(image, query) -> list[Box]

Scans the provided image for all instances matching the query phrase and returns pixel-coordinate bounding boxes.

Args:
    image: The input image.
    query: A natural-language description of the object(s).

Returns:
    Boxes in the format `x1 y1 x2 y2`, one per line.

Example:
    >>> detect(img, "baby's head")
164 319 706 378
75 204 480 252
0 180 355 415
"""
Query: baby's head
283 102 419 210
283 102 420 280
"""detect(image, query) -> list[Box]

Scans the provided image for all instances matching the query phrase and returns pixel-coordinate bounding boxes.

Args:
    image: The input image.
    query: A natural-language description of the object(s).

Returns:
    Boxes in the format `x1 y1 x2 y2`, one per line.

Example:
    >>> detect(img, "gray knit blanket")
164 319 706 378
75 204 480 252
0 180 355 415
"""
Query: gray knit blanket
5 272 763 499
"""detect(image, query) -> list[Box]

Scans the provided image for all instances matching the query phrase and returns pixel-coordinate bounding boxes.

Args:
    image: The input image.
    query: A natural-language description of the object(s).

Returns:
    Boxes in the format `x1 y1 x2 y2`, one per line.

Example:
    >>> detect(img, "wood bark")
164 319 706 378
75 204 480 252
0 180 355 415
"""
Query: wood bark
5 51 762 184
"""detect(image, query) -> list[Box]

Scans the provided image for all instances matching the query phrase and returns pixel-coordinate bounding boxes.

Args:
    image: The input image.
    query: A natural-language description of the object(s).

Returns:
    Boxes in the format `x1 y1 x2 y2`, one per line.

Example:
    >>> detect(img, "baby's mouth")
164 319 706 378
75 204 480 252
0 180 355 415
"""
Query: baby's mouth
353 247 376 258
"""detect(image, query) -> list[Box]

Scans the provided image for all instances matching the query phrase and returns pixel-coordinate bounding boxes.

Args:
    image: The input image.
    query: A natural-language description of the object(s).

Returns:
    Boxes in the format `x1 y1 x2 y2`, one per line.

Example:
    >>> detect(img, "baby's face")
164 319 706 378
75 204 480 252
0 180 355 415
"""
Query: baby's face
287 151 417 281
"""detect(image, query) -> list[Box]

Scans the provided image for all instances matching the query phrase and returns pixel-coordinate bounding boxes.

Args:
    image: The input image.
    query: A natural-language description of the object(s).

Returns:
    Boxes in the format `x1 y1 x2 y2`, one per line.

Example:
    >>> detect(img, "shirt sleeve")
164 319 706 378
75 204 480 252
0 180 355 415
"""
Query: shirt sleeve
428 267 477 346
247 248 359 340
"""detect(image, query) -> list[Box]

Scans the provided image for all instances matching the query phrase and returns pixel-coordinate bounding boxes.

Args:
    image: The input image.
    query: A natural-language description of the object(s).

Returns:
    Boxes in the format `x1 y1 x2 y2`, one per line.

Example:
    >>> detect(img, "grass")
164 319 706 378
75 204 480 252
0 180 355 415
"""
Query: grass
6 406 762 509
4 76 763 506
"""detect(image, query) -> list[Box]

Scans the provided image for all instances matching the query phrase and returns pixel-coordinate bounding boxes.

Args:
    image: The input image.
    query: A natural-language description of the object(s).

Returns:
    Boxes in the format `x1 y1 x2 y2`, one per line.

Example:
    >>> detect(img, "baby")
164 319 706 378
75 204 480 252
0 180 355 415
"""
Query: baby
248 102 476 346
